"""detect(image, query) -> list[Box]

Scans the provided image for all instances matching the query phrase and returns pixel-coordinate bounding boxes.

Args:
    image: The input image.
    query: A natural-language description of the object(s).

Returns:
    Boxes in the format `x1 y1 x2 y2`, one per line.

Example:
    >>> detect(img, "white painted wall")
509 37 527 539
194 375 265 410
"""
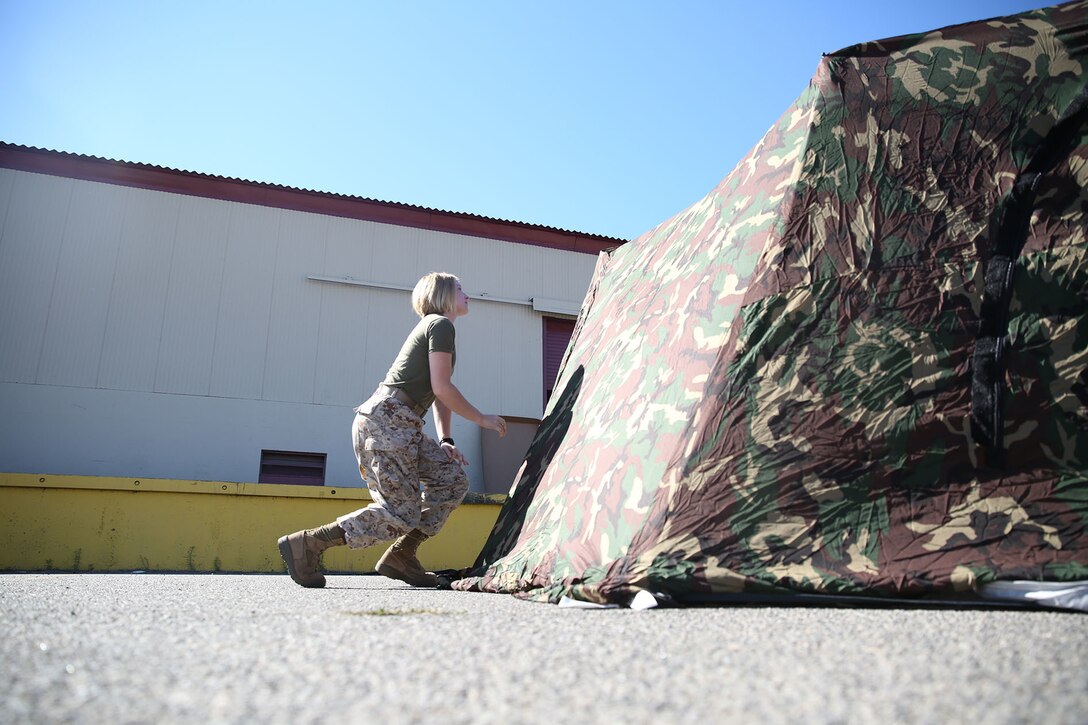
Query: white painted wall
0 169 599 491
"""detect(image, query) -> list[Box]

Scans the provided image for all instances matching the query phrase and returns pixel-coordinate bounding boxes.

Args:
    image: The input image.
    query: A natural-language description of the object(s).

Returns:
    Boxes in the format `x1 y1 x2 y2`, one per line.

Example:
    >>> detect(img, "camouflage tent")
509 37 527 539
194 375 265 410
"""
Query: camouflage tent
453 1 1088 607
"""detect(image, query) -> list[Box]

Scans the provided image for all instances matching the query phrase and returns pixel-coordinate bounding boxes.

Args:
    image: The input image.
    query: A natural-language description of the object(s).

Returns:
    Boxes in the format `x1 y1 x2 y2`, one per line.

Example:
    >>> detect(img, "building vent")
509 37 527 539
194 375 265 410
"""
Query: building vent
258 450 326 486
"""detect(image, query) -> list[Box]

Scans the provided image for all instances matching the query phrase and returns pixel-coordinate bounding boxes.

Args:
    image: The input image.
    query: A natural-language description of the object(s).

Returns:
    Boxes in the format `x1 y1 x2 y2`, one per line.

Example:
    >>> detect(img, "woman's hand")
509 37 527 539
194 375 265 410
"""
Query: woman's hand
440 440 469 466
481 414 507 438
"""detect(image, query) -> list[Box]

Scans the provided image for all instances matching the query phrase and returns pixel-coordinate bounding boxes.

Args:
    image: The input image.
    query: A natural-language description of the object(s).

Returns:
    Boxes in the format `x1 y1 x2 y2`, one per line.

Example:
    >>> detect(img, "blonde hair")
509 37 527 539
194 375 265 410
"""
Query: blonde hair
412 272 459 317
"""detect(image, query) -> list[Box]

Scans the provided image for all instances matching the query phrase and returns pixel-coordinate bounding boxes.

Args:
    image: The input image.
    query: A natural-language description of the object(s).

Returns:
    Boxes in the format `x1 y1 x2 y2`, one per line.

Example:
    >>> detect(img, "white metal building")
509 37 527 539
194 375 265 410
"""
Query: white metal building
0 143 624 493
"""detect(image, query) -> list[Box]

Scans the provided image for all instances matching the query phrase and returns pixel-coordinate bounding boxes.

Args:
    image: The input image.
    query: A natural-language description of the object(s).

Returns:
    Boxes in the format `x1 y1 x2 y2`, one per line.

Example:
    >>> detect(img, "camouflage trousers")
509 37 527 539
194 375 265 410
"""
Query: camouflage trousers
337 394 469 549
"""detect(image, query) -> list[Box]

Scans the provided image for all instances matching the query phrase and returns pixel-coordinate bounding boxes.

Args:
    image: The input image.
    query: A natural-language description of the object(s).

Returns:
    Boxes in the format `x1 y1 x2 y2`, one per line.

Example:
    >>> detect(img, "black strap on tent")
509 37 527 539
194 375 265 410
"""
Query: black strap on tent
971 85 1088 464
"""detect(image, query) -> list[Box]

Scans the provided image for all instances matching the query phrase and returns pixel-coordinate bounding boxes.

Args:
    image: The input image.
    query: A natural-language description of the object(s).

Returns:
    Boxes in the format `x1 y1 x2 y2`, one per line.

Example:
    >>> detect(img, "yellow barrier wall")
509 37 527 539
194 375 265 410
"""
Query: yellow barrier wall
0 474 504 574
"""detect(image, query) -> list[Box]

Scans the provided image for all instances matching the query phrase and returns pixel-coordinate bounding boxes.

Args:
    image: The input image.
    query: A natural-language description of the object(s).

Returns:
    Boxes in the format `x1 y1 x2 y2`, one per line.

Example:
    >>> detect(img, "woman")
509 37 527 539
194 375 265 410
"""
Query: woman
278 272 507 588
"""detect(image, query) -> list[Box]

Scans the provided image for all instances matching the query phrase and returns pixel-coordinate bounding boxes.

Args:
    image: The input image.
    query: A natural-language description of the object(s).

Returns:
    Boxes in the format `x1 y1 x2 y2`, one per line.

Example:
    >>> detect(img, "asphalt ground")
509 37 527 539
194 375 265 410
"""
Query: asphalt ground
3 573 1086 724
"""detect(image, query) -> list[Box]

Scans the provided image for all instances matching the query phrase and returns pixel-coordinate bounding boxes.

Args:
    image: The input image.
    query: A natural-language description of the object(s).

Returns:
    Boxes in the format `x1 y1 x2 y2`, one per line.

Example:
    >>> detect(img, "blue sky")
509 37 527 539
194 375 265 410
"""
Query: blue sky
0 1 1052 240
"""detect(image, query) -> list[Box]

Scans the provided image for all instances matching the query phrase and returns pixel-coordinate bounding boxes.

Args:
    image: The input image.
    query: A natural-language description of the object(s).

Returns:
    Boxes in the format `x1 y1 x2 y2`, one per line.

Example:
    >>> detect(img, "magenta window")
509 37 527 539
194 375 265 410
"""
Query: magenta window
543 317 576 410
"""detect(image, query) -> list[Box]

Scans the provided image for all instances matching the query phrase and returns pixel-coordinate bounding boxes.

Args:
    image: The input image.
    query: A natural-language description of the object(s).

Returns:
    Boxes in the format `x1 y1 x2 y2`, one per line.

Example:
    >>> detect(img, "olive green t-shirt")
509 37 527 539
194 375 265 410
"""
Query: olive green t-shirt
381 314 456 410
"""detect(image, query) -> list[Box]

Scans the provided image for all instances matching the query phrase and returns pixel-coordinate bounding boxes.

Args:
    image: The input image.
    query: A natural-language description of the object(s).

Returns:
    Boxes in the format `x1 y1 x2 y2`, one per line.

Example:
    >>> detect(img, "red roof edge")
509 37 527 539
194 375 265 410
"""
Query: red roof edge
0 143 627 255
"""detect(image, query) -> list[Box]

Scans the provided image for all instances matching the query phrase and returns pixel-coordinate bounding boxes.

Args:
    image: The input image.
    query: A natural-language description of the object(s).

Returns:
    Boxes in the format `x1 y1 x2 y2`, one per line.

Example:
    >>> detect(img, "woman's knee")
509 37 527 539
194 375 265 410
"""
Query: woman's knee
453 466 469 494
438 460 469 492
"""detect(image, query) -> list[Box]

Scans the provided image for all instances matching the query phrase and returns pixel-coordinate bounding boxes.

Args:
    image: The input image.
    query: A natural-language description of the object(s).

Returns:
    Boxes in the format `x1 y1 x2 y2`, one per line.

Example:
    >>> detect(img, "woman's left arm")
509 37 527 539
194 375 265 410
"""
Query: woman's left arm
432 397 468 465
433 397 453 440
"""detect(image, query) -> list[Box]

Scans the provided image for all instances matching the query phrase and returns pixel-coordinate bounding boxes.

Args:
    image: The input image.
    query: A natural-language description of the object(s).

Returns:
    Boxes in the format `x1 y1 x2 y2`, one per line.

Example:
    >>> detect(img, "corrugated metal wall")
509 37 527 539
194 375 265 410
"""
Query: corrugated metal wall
0 168 597 491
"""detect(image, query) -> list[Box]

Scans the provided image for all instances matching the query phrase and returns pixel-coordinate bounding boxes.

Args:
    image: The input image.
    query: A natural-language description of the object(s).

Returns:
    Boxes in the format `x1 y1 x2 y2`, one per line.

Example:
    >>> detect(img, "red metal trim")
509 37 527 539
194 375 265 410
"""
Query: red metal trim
0 143 627 255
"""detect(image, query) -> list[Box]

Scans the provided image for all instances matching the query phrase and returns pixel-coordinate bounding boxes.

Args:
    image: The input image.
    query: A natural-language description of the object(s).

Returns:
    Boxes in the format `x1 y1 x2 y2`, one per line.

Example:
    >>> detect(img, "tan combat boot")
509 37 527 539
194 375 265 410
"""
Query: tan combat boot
376 529 438 587
277 524 344 588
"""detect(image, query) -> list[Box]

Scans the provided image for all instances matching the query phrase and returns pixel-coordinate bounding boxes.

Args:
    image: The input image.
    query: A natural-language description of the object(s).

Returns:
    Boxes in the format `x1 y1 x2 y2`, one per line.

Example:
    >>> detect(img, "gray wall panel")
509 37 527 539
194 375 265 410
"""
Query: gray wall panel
0 172 72 383
314 283 372 407
154 197 231 395
97 189 179 391
313 217 376 406
36 182 126 387
263 211 327 403
499 303 544 417
209 204 278 399
365 222 422 285
454 300 505 415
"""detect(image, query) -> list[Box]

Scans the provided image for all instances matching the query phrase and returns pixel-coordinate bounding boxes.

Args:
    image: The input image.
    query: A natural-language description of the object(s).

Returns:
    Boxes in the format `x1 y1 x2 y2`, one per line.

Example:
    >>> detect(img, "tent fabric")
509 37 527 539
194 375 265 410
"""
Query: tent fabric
453 1 1088 606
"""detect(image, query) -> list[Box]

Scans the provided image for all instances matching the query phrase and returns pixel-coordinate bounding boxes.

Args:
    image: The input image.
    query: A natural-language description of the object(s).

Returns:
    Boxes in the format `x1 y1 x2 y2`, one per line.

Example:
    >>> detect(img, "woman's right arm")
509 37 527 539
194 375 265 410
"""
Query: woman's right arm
429 351 507 437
